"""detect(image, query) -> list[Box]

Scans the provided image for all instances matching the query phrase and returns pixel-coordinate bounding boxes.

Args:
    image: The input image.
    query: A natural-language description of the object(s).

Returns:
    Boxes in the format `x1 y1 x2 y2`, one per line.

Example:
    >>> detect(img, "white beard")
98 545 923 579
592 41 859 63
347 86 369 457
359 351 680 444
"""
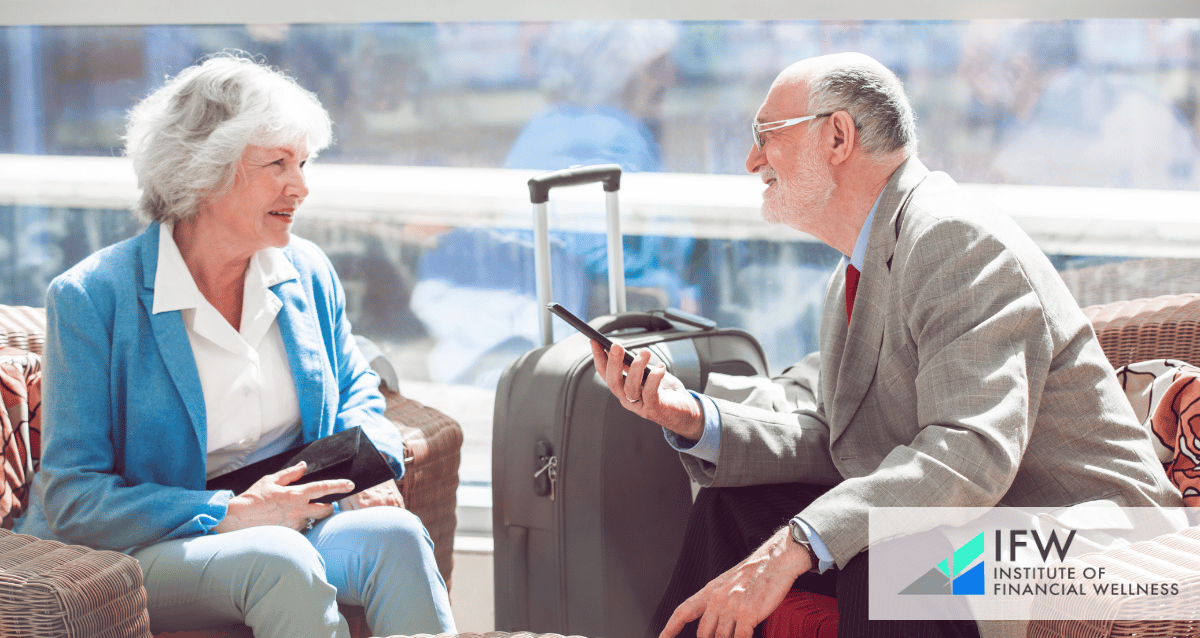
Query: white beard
761 140 836 230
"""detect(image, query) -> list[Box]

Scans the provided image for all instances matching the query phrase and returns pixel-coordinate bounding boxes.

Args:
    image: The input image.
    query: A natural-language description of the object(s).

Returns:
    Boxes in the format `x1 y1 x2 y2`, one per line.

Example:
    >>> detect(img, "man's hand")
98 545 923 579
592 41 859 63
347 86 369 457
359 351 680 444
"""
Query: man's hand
590 340 705 441
338 479 404 511
213 461 351 534
662 526 814 638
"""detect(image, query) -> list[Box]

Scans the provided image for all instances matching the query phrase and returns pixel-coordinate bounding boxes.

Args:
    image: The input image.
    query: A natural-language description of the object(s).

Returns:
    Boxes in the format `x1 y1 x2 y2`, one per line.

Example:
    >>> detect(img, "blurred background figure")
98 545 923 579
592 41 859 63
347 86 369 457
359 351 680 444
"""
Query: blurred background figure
505 20 695 316
959 19 1200 190
505 20 678 172
411 20 695 387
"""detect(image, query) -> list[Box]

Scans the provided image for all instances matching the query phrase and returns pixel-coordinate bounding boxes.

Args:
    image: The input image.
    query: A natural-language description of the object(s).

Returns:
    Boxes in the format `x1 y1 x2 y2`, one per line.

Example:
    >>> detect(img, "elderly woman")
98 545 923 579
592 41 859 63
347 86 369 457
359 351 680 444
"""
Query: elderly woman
15 54 456 637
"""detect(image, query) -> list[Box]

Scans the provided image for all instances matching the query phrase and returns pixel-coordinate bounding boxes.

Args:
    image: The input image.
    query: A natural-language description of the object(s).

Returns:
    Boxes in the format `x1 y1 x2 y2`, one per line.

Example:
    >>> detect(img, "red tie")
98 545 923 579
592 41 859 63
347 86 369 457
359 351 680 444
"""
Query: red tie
845 264 860 323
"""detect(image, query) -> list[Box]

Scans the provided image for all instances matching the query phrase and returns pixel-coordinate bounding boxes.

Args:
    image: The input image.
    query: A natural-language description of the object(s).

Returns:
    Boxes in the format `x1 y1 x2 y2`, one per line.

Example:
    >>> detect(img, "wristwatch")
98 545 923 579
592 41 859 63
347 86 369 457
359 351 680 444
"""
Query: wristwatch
788 518 820 573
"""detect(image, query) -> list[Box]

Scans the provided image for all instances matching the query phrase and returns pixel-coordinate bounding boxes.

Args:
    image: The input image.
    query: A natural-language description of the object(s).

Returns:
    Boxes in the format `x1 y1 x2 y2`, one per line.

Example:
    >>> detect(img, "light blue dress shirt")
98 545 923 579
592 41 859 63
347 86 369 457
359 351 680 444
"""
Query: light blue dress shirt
663 195 881 573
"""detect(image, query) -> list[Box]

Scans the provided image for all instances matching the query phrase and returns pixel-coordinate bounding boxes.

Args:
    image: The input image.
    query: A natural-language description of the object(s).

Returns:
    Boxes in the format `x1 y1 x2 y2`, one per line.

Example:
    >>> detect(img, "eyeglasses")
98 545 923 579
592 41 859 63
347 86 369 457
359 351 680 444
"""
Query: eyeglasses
752 113 833 150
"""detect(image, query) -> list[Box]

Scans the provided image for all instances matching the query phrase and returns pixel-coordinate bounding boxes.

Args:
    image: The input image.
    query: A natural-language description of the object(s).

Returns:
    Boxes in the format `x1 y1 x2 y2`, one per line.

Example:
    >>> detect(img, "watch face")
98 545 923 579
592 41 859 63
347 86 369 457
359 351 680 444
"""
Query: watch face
789 519 810 547
789 520 819 573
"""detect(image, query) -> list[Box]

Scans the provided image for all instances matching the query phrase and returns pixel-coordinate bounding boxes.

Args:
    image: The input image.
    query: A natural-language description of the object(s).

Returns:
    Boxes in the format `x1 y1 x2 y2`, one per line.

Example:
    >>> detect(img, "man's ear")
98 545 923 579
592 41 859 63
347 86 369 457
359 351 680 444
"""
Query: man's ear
827 111 856 166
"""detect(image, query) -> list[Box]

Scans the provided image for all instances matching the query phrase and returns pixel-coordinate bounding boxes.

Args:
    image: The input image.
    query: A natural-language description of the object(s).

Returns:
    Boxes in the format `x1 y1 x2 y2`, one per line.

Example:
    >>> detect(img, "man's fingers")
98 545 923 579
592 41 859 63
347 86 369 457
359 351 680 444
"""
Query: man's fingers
661 593 705 638
696 608 720 638
641 363 667 409
604 343 623 384
624 349 652 401
589 340 609 376
659 612 686 638
713 613 741 638
606 343 632 395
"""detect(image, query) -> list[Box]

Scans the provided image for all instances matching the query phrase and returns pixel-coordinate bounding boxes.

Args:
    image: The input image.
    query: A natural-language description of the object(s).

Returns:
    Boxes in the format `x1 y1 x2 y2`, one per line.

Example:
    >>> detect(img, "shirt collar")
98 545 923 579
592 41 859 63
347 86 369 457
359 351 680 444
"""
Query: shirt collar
152 222 299 315
152 222 203 314
849 192 882 271
248 244 300 293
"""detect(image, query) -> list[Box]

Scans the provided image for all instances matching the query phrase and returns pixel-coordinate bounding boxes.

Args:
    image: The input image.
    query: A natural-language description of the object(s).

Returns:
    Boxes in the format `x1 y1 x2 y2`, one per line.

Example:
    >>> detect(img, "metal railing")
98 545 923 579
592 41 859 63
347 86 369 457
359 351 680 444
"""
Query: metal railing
3 154 1200 258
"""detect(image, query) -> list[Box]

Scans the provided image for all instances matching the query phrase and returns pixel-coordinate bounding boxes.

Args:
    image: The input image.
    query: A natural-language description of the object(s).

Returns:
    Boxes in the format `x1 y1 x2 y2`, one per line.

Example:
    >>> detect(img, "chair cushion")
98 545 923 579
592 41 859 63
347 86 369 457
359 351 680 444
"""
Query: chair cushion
762 590 838 638
1114 358 1200 505
0 306 46 356
379 633 589 638
1 347 41 529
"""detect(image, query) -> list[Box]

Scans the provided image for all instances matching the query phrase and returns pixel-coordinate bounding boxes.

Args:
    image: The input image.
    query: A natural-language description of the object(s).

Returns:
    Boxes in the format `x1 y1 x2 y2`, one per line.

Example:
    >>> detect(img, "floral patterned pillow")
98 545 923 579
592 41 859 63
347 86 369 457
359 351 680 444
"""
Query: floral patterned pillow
1 347 41 529
1114 359 1200 506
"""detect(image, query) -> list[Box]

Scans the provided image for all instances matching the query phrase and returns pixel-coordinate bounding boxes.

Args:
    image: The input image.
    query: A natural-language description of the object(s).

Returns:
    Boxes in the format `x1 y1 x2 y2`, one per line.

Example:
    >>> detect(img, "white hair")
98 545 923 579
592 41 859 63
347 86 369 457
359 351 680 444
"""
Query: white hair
806 63 918 158
124 52 333 224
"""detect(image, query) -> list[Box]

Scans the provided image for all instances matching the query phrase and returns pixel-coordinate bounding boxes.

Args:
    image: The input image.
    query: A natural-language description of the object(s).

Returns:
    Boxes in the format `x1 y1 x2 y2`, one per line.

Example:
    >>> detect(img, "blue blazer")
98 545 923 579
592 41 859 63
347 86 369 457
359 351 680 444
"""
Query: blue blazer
16 223 407 552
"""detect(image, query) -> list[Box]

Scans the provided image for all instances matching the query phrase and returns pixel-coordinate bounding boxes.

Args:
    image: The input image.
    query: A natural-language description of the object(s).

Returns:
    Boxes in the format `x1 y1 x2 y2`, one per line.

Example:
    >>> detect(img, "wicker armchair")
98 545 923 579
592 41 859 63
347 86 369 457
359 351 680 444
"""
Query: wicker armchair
0 304 463 638
1025 293 1200 638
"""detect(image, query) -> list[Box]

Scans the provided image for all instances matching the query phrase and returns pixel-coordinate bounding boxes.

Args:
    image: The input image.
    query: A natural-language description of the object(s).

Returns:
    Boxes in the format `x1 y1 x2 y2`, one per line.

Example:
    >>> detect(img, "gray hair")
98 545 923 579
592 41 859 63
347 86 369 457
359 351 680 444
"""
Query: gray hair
124 52 333 224
806 64 917 158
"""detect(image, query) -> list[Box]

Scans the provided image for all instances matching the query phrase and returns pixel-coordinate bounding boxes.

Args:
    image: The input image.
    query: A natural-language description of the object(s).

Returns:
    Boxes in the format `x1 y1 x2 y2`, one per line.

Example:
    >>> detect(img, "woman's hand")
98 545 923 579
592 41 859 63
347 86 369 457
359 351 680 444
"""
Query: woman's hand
591 340 705 441
213 461 352 534
338 480 404 511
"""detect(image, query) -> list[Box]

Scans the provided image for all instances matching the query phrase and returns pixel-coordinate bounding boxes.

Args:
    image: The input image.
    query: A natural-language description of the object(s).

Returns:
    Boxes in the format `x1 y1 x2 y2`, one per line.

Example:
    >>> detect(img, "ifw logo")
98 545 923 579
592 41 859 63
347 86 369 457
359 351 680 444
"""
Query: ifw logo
899 532 985 596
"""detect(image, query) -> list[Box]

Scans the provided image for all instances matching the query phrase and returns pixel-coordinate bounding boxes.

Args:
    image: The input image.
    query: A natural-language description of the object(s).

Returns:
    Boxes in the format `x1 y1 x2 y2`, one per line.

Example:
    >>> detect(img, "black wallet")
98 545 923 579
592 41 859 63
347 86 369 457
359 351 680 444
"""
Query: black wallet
206 426 395 504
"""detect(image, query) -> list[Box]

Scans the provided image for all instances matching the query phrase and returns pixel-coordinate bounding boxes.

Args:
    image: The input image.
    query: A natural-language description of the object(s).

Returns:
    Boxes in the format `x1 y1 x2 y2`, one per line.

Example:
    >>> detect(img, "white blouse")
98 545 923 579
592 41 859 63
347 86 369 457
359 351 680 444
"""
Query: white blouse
152 224 303 480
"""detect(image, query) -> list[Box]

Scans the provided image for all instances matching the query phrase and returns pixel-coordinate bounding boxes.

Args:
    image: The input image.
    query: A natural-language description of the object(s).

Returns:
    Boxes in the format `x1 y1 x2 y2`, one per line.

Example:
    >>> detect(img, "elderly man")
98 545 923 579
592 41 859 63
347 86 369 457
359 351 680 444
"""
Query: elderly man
591 52 1181 638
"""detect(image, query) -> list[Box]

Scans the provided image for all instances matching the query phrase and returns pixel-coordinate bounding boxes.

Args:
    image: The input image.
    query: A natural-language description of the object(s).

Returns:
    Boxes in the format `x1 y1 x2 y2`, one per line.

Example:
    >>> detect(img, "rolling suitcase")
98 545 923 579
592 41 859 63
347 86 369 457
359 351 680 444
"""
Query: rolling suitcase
492 165 770 638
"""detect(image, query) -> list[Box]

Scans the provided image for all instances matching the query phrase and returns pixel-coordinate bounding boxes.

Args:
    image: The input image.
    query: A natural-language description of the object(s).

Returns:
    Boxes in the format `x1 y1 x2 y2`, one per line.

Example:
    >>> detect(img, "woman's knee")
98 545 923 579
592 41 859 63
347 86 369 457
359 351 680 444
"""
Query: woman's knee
323 507 436 565
352 507 430 546
226 525 327 578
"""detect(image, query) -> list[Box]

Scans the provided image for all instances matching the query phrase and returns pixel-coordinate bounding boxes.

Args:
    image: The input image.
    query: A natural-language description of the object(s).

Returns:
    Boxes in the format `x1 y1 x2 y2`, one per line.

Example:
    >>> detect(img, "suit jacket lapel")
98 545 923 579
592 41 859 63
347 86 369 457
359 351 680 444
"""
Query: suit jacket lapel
272 261 326 445
137 223 209 451
822 158 930 446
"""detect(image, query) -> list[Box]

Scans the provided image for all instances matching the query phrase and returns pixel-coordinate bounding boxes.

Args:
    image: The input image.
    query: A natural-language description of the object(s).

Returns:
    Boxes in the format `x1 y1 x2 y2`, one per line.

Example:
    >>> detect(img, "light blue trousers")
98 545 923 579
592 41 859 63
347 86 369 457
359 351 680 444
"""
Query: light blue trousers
131 506 457 638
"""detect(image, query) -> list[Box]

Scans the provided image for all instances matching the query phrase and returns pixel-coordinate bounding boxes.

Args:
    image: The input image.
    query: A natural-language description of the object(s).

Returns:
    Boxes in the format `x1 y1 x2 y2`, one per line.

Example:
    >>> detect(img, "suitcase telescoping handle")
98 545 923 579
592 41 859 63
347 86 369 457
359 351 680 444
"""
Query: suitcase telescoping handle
527 164 625 346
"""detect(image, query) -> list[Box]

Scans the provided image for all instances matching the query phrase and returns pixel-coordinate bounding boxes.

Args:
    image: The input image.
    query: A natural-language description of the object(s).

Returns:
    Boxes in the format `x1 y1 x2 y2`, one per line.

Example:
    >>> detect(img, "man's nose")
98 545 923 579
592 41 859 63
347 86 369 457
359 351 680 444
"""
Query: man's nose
746 142 767 174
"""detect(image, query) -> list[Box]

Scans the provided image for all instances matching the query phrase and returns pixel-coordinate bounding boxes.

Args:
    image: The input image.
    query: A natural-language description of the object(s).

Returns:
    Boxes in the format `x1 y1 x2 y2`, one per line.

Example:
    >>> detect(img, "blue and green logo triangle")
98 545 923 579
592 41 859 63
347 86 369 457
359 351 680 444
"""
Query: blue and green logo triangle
899 532 985 595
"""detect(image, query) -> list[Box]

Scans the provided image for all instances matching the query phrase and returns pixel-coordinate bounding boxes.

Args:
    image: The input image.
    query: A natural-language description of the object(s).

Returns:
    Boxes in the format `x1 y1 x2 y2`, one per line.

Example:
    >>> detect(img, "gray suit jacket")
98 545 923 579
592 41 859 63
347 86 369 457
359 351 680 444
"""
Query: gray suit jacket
681 158 1182 567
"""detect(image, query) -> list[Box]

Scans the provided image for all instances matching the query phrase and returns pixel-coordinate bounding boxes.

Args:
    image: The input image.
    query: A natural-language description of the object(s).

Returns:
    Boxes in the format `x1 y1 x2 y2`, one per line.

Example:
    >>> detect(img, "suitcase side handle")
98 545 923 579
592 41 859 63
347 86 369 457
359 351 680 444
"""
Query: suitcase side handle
591 312 675 335
651 307 719 330
527 164 622 204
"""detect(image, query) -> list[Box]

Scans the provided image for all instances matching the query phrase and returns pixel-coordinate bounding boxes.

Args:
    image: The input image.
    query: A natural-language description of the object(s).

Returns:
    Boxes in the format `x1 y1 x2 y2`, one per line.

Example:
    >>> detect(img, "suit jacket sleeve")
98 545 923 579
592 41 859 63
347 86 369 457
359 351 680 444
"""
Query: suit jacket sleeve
679 357 844 488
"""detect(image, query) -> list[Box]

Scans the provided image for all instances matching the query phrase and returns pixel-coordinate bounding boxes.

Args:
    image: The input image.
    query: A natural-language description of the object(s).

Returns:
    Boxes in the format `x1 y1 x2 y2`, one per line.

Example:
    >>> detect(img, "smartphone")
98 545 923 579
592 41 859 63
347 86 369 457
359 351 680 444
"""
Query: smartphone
547 302 649 383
